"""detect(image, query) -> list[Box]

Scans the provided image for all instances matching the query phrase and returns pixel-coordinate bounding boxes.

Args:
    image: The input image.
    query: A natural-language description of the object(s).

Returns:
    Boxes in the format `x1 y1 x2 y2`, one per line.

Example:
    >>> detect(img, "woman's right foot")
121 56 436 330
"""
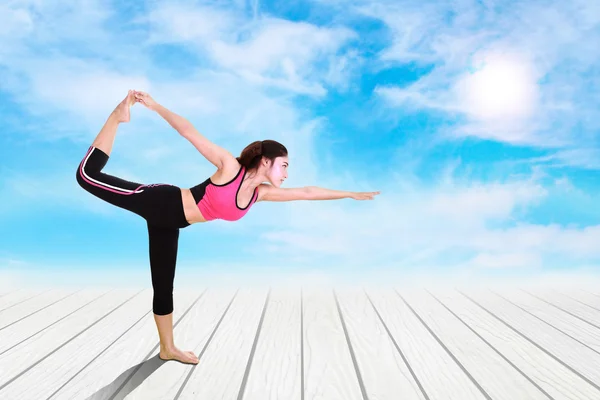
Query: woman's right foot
112 90 136 123
159 346 199 365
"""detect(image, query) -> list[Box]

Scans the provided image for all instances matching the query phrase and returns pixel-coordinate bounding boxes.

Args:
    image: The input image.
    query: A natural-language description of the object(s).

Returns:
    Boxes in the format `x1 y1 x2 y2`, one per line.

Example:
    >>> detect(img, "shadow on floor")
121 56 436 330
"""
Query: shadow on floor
86 354 168 400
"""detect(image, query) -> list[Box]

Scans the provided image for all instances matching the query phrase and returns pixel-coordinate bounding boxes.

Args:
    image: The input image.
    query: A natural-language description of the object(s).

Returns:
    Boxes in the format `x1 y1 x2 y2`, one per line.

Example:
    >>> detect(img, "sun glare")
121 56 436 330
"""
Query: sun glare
458 51 539 121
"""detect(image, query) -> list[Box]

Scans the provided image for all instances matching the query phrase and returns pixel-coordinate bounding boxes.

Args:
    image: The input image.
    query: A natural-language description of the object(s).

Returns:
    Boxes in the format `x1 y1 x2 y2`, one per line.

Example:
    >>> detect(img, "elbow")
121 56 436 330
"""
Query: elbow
304 186 314 200
178 122 197 137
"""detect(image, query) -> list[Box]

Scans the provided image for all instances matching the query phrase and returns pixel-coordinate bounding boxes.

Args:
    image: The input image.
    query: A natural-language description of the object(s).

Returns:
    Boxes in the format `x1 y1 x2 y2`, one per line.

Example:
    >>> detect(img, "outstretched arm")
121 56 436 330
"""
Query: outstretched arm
307 186 380 200
306 186 353 200
258 184 380 202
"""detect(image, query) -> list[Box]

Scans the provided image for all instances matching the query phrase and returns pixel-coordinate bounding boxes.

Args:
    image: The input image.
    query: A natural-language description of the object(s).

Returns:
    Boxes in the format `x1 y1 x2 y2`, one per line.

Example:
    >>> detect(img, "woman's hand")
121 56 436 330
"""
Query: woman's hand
133 91 159 111
350 191 381 200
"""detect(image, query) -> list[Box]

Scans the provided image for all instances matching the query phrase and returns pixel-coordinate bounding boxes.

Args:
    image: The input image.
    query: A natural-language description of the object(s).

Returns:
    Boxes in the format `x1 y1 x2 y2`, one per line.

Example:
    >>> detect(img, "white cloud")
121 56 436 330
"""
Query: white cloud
527 148 600 171
467 252 543 269
16 58 150 127
143 3 238 44
142 3 357 95
362 0 600 151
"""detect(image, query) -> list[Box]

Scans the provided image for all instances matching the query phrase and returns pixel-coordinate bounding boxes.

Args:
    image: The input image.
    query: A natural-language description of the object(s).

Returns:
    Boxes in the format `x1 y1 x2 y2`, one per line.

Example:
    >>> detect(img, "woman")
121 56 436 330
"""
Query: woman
76 90 380 365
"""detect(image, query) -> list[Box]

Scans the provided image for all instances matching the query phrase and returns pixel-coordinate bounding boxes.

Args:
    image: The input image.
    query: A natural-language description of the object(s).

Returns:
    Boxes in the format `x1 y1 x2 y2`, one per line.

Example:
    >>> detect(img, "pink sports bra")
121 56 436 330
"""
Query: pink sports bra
189 165 258 222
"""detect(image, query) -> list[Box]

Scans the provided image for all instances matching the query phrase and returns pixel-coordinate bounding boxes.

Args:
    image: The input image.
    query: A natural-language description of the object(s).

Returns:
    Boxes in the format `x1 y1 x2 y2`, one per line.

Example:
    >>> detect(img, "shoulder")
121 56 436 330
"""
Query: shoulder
256 183 270 202
221 155 242 172
216 157 243 181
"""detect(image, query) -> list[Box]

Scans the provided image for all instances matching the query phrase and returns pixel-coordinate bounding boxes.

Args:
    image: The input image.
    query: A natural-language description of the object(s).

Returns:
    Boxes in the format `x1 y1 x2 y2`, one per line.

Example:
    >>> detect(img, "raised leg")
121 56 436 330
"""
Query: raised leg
91 90 135 157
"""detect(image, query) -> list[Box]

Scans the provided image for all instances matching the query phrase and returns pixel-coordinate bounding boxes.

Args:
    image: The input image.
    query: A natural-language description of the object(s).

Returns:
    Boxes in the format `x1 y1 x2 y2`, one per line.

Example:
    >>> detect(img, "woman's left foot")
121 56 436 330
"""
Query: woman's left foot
113 90 136 123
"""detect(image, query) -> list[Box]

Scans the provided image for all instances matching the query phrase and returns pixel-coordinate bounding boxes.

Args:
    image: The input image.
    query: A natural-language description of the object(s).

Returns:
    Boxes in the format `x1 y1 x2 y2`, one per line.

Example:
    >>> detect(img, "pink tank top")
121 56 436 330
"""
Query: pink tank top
197 165 258 221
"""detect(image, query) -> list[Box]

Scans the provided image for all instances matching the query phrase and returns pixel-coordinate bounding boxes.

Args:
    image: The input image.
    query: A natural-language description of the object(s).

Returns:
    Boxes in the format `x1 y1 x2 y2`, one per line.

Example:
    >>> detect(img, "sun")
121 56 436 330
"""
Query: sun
457 51 539 121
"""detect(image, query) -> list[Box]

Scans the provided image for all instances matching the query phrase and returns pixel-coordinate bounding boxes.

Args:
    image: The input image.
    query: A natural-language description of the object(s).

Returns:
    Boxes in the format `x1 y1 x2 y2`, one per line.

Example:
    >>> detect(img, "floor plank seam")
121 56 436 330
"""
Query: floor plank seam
490 290 600 357
174 289 239 400
397 289 493 400
0 290 83 332
363 288 430 400
0 289 53 314
47 302 154 399
426 290 554 400
110 289 208 400
458 290 600 393
0 289 143 393
0 291 112 358
333 289 369 400
552 289 600 314
521 289 600 331
237 288 272 400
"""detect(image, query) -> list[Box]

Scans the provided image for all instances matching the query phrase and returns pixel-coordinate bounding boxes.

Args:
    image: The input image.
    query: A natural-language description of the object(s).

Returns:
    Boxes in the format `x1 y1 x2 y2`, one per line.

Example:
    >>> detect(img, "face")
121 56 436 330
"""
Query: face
266 156 289 187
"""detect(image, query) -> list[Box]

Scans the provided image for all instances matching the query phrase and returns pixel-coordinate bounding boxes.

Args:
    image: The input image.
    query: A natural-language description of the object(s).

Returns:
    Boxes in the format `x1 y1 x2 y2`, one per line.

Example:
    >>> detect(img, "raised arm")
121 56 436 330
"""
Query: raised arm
134 91 233 169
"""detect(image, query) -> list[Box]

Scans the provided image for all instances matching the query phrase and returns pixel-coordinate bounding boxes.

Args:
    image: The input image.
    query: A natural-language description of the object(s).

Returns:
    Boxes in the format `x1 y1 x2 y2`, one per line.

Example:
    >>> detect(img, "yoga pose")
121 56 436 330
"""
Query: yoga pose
76 90 380 365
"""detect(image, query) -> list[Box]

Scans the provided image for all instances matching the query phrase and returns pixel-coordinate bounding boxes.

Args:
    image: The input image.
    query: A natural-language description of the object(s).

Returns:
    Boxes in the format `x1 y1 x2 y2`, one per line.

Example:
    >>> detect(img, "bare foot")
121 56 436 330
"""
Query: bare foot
159 346 199 365
112 90 136 123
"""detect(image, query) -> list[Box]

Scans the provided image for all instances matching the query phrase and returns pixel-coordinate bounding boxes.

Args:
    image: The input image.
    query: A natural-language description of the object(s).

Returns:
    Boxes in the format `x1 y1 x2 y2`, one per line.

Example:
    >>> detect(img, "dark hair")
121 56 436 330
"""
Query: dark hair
236 140 288 171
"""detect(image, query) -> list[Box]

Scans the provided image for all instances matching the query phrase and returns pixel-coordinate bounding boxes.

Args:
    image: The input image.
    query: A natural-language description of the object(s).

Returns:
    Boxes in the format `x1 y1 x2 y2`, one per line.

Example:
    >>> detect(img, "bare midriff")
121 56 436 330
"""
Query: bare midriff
180 188 207 224
179 161 260 225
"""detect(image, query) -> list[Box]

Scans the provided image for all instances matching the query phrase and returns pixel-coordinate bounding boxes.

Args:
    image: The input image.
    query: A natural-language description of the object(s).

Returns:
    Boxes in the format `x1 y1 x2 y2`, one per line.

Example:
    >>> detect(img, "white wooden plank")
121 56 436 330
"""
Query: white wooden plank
0 289 50 311
106 287 238 400
0 290 19 299
0 289 154 399
553 288 600 314
365 288 486 400
241 287 302 400
523 288 600 328
45 289 200 400
0 290 107 356
561 288 600 305
401 289 549 400
459 288 600 389
0 289 79 330
172 288 269 400
434 288 598 399
334 288 426 400
490 288 600 353
585 291 600 300
303 288 368 400
0 289 139 389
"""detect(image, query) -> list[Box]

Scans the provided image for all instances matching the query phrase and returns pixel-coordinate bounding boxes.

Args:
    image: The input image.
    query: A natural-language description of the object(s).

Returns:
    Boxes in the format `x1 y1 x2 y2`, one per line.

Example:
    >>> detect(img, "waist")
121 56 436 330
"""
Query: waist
181 188 208 223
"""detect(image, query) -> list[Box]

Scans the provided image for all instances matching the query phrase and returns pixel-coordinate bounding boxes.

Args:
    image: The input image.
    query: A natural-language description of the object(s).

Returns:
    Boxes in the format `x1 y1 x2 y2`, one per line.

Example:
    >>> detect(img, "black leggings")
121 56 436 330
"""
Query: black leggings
76 146 190 315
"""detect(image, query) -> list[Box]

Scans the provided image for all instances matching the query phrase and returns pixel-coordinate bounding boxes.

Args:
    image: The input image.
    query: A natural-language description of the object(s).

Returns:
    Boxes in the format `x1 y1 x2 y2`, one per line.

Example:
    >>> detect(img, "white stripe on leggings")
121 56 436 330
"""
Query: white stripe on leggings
81 147 145 194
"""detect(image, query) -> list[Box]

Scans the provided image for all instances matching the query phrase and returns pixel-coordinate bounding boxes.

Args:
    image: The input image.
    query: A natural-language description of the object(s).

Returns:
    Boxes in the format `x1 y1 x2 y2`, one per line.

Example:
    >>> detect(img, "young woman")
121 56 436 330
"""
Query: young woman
76 90 380 365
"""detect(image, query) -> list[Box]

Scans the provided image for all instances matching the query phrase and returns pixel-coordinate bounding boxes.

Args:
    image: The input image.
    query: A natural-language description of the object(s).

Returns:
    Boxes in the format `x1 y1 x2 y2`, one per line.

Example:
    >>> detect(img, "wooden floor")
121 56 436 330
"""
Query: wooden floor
1 285 600 399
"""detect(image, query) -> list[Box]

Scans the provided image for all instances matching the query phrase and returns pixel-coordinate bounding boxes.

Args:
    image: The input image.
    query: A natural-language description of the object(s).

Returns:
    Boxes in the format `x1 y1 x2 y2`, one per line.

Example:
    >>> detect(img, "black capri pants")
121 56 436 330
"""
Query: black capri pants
76 146 191 315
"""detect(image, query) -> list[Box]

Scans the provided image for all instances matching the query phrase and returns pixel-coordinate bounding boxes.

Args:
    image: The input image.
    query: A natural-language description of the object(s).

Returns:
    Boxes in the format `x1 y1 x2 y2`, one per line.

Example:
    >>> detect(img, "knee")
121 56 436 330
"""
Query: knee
76 164 84 186
76 163 90 189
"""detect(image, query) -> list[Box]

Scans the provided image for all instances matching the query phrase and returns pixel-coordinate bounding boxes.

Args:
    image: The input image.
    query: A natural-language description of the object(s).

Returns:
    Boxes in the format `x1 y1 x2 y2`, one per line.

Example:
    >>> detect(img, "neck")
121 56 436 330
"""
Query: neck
243 168 264 190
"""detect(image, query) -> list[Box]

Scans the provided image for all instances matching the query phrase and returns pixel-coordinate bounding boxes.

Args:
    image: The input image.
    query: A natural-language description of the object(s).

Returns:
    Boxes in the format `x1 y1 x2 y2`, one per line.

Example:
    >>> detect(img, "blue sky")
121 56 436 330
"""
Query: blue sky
1 0 600 289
